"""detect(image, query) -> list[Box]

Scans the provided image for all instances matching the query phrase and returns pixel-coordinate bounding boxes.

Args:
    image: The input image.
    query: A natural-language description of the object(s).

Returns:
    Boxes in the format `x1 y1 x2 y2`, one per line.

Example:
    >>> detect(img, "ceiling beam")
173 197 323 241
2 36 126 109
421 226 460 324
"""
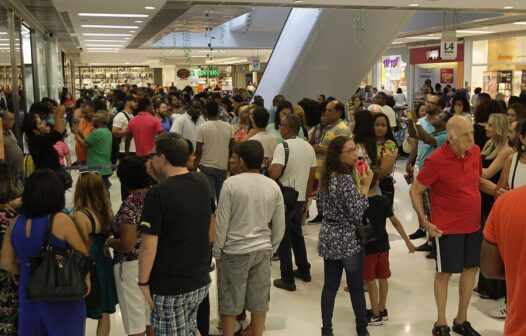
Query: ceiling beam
0 0 49 36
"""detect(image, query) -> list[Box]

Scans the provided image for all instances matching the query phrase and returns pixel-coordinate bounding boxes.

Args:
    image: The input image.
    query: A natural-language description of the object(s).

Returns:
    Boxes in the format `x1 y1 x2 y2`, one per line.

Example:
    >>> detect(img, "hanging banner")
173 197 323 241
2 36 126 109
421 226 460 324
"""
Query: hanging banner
441 31 457 60
251 59 261 72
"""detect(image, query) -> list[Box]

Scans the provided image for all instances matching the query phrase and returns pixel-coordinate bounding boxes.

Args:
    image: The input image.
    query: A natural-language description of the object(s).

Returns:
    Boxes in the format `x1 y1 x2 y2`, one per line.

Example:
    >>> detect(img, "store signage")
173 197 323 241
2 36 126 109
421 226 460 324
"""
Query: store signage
177 68 191 79
426 50 440 61
441 31 457 60
192 68 221 77
440 68 454 84
251 59 261 71
383 57 401 68
497 54 514 61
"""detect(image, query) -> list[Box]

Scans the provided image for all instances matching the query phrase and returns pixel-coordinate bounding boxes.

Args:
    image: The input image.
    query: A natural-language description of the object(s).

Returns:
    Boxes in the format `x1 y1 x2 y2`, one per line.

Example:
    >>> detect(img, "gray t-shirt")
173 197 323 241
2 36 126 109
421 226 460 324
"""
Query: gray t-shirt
3 130 23 177
195 120 233 170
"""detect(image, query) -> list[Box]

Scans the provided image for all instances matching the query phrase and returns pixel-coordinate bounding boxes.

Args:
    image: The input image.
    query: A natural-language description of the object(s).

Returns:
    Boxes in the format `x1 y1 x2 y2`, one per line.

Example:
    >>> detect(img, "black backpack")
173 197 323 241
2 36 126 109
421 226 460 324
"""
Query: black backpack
108 111 131 165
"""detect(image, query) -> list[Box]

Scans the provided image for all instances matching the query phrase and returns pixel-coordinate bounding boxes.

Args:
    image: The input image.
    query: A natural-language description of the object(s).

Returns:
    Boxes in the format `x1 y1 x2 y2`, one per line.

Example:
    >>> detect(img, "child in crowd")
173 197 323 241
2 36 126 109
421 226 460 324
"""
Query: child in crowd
53 139 72 167
364 169 416 325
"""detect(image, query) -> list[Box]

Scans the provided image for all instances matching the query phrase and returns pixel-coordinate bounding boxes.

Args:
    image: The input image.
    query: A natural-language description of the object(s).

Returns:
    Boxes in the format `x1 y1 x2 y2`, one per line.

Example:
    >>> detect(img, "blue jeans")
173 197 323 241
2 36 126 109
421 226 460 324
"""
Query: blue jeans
199 165 227 203
277 201 311 284
321 249 368 336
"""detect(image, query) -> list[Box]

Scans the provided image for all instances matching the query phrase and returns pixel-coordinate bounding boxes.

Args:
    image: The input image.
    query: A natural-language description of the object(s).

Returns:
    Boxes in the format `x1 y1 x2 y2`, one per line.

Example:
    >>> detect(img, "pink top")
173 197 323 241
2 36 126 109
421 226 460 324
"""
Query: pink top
53 141 70 166
127 112 163 157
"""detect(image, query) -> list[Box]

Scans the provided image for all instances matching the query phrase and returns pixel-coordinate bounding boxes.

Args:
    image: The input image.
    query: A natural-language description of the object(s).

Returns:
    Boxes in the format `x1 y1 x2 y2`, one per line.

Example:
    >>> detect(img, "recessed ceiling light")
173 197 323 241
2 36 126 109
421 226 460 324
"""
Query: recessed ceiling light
504 6 514 9
78 13 149 18
456 30 494 34
513 22 526 25
125 62 130 64
293 0 305 3
407 36 441 40
392 42 404 44
124 37 130 40
81 25 139 29
409 3 419 7
83 33 133 36
134 20 143 23
0 32 7 35
130 30 136 33
86 44 124 47
144 6 156 10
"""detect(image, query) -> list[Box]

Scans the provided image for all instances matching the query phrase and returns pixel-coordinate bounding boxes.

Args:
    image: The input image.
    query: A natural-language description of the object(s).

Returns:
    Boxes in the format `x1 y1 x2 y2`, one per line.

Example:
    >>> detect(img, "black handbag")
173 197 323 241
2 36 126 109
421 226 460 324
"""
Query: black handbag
355 215 377 245
54 166 73 190
26 213 91 302
277 142 299 208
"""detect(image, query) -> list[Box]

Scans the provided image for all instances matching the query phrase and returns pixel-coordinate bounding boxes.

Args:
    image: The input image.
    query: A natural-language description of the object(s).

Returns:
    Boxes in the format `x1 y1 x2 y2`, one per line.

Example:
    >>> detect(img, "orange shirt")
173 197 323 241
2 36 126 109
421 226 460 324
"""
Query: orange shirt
75 118 94 162
483 186 526 336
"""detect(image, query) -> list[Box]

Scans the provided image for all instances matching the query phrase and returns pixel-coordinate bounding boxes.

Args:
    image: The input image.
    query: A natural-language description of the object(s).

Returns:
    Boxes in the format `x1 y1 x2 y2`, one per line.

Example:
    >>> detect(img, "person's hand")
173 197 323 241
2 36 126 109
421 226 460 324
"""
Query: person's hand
54 104 66 117
423 220 443 237
312 144 321 153
406 241 416 253
405 164 414 177
360 167 374 187
103 237 111 258
140 285 154 311
84 274 91 297
145 160 160 182
496 187 509 198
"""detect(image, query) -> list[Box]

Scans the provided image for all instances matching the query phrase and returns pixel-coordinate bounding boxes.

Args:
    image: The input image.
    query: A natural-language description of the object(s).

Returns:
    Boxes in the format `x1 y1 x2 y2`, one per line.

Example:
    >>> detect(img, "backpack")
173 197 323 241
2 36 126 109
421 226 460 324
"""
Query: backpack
109 111 131 165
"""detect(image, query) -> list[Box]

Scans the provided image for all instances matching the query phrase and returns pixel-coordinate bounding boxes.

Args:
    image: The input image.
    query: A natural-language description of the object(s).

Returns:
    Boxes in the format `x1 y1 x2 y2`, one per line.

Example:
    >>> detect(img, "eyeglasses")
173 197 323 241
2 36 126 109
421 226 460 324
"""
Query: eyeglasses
148 152 159 159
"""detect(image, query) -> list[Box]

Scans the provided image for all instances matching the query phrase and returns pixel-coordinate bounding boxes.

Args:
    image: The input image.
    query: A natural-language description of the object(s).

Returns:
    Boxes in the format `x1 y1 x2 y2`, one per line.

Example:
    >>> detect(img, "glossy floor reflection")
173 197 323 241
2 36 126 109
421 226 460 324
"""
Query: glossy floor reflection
81 163 505 336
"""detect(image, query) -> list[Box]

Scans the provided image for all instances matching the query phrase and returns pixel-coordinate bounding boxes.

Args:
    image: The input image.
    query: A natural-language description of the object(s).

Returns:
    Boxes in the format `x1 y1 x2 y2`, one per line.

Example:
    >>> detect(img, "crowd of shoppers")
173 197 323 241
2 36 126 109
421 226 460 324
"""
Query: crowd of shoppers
0 81 525 336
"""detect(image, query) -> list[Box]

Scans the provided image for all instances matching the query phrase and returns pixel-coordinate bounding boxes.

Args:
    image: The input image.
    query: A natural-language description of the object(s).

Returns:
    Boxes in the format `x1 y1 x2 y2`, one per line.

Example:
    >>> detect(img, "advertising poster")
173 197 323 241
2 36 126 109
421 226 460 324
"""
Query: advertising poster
483 71 498 98
522 71 526 92
440 68 454 84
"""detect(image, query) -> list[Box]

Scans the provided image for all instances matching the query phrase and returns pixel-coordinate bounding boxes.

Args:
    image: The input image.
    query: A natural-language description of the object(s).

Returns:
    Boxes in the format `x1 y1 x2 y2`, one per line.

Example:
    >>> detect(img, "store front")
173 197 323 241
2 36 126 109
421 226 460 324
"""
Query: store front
471 36 526 100
374 47 409 95
409 43 465 104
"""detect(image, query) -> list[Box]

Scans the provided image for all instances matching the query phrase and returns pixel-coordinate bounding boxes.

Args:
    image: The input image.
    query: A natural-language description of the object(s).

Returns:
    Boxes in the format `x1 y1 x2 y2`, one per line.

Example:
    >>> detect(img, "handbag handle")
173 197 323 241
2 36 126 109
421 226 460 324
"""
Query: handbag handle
43 213 59 251
277 141 290 180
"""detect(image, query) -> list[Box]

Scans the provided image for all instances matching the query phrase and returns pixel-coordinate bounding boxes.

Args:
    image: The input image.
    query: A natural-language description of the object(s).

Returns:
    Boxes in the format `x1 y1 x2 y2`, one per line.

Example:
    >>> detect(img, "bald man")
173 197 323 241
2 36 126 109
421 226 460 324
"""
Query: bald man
410 116 494 336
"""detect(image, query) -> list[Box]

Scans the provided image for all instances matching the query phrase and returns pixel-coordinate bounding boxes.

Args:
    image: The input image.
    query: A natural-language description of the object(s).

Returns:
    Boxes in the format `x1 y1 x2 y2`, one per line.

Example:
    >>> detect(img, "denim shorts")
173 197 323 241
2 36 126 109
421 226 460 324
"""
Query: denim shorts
217 250 272 315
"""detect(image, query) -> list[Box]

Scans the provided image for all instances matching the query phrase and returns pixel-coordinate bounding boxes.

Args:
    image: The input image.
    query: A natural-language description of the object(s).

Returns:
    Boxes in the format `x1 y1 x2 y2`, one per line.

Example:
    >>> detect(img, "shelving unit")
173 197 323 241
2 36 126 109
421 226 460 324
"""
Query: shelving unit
78 66 154 89
0 65 22 88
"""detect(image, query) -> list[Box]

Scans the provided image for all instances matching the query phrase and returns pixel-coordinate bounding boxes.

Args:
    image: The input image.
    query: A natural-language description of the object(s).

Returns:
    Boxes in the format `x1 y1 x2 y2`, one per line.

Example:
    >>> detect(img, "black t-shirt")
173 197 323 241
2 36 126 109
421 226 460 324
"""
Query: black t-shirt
28 130 65 170
140 172 212 295
364 195 394 255
474 123 488 152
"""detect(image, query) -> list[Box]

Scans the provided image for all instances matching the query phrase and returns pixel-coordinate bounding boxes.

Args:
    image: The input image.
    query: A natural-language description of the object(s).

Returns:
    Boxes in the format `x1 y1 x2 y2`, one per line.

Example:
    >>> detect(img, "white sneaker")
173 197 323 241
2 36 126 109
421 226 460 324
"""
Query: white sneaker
488 305 507 319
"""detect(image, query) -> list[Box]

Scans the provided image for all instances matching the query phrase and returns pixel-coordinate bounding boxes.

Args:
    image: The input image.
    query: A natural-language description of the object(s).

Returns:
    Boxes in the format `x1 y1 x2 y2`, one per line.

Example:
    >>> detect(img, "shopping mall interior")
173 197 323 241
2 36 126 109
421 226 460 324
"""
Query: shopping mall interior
1 0 526 335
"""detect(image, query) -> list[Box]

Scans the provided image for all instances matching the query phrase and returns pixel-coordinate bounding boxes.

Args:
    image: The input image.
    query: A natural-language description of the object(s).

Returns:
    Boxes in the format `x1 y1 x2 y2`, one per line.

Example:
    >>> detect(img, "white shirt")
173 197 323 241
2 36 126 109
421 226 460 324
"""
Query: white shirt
213 173 285 258
250 131 279 160
113 110 136 153
509 153 526 189
382 105 397 128
394 93 406 108
170 112 205 150
271 137 317 202
195 120 233 170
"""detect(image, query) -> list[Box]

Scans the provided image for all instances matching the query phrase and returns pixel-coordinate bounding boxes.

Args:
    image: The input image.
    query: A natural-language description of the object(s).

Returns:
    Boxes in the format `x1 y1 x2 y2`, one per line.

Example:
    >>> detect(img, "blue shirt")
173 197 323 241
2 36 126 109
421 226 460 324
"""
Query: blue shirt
416 116 435 169
417 127 448 169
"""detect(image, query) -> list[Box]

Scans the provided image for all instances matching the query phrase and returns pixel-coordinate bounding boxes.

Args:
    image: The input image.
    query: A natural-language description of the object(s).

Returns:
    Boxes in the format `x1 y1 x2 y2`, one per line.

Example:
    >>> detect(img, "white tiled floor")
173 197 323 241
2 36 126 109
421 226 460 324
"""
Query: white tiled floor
80 161 506 336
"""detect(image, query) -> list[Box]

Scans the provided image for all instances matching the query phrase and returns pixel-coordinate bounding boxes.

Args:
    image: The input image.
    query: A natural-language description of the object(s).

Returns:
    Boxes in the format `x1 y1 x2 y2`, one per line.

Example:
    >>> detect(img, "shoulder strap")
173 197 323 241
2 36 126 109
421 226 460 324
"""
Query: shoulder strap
122 111 131 122
44 213 59 248
278 142 290 180
511 153 520 189
81 209 97 235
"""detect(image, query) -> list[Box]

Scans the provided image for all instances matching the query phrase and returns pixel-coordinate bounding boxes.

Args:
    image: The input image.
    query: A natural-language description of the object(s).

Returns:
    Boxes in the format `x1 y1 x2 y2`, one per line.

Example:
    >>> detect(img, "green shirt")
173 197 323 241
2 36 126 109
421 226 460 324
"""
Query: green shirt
85 127 112 176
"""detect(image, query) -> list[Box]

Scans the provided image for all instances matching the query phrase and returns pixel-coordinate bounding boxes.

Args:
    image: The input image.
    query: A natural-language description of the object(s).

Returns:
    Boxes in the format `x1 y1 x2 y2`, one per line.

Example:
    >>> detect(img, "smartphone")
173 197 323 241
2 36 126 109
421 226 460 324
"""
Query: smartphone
355 159 368 176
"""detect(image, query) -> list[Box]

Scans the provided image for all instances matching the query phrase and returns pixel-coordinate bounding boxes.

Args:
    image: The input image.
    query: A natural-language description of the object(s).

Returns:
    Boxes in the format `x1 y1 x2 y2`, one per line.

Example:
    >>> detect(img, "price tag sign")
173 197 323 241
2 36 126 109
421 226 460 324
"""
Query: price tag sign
441 31 457 60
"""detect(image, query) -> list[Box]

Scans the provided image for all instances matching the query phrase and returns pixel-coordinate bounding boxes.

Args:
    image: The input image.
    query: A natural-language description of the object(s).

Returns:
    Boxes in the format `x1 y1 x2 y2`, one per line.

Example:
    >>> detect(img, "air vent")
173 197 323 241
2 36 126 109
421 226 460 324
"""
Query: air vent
59 11 75 34
72 36 80 47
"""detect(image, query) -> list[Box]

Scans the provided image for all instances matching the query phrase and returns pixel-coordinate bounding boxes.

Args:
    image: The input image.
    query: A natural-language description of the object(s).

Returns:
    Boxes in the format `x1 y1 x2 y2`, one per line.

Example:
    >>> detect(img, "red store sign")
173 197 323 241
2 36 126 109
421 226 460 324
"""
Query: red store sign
410 44 464 64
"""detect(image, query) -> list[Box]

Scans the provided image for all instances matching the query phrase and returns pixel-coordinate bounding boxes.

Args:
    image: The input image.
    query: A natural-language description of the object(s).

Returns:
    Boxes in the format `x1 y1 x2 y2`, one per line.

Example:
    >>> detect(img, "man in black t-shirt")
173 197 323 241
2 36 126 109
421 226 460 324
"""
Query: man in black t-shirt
138 133 212 336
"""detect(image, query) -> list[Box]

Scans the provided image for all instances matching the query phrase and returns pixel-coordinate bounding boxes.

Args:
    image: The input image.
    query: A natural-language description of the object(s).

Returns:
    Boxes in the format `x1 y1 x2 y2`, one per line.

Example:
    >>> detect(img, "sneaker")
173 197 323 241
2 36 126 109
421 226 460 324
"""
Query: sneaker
452 320 481 336
415 242 432 252
293 269 312 282
368 314 383 326
309 214 323 224
409 228 426 240
273 278 296 291
380 309 388 321
488 305 507 319
432 323 451 336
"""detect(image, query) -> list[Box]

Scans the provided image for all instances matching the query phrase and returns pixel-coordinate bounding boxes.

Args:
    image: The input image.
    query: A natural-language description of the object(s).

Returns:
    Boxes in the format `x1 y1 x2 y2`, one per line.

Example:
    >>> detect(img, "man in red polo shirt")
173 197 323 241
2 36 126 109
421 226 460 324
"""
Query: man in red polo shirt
410 116 491 336
127 96 163 157
481 186 526 336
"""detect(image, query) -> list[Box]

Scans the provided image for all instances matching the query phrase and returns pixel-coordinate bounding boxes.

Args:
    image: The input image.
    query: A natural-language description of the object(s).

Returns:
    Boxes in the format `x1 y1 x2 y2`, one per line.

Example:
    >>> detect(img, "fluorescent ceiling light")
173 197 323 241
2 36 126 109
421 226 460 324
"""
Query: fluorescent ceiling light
86 44 124 47
504 6 513 9
513 22 526 25
79 13 149 18
86 50 118 53
392 42 404 44
83 33 132 36
84 39 127 42
124 37 130 40
81 25 139 29
198 50 226 53
130 31 136 33
0 32 7 35
456 30 494 34
0 39 18 41
293 0 305 3
0 43 20 46
134 21 143 23
406 36 441 40
144 6 156 10
87 47 120 49
409 3 419 6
